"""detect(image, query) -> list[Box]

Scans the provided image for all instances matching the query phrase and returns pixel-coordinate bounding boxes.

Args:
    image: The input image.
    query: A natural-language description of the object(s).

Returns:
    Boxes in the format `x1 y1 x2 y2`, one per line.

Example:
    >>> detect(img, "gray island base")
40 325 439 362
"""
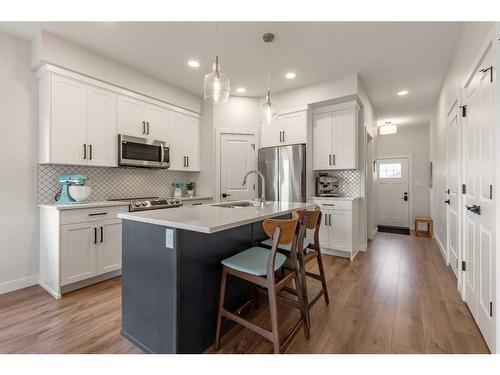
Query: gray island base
119 201 314 353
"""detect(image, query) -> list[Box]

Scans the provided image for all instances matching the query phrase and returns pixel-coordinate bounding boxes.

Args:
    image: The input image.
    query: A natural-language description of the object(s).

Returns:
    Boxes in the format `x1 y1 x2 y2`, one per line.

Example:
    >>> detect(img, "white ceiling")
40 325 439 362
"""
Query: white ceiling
0 22 463 127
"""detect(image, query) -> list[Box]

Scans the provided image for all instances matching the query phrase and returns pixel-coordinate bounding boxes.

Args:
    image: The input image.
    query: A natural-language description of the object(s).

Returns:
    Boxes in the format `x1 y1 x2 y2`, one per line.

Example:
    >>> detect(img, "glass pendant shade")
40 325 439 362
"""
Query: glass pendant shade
204 56 230 104
262 90 275 125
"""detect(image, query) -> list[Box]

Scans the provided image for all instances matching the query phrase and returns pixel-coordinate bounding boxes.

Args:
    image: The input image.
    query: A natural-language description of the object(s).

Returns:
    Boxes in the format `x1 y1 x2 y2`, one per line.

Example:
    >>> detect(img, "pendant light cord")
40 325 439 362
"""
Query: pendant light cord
267 42 271 93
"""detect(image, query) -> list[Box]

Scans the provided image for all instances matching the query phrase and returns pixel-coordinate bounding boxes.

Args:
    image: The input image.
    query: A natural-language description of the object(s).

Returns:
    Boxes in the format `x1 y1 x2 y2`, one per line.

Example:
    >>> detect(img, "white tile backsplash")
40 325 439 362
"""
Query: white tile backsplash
315 170 361 197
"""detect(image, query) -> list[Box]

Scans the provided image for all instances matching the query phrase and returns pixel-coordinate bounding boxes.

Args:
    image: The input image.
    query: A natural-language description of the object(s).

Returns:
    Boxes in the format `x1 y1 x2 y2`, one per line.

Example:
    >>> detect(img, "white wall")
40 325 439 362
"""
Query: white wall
32 31 201 113
430 22 493 251
0 32 38 294
377 124 430 227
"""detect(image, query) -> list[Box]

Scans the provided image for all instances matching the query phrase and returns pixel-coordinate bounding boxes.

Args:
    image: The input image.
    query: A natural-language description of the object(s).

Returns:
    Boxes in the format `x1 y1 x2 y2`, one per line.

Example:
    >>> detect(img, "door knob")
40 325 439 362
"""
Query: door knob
444 199 450 205
221 193 231 198
466 204 481 215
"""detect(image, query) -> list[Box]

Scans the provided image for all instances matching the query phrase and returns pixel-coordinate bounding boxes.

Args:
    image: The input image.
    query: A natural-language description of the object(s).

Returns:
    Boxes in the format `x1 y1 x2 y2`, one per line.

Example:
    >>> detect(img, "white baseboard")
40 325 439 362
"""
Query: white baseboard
434 233 447 261
0 274 38 295
369 227 378 240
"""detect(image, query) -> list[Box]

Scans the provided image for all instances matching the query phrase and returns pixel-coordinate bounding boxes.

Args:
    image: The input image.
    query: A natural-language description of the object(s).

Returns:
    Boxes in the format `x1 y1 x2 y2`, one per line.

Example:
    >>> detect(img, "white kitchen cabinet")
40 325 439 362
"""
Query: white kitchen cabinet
117 96 167 141
168 111 200 171
260 108 307 148
39 74 118 167
312 101 359 170
39 204 128 299
310 197 360 260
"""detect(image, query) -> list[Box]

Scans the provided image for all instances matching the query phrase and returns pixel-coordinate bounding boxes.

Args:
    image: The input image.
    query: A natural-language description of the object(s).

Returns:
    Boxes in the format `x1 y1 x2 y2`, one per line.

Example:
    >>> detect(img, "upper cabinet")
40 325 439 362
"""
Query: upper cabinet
39 74 118 167
312 101 359 170
260 107 307 148
168 111 201 171
117 96 167 141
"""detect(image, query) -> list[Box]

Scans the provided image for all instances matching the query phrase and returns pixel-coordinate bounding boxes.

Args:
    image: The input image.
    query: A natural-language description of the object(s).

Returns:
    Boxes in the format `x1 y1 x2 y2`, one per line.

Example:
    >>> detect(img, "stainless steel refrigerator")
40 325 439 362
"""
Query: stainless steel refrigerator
258 144 306 202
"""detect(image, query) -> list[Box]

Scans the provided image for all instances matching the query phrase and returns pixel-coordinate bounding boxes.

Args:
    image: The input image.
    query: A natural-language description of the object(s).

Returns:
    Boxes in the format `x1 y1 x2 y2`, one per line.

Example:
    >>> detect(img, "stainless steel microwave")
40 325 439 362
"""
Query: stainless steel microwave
118 134 169 169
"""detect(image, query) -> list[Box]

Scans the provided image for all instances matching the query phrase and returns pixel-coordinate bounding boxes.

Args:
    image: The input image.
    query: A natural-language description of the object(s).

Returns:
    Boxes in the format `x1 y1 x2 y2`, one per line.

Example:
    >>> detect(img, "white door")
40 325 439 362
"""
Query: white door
333 108 356 169
280 110 307 145
447 103 461 280
312 112 333 170
376 158 410 228
98 219 122 274
145 104 167 141
117 96 147 138
51 76 88 165
87 87 117 167
220 133 257 201
60 223 98 286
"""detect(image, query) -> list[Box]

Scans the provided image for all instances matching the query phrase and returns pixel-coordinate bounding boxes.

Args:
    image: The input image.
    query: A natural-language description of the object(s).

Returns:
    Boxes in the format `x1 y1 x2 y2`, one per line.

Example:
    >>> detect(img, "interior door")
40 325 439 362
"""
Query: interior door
447 103 461 280
376 157 410 228
220 133 257 202
312 112 333 170
87 87 117 167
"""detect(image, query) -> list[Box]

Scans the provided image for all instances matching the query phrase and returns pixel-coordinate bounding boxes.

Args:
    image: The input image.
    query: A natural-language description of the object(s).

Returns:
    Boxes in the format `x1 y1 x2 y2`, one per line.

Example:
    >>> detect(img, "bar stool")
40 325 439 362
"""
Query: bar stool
215 214 310 354
261 206 329 328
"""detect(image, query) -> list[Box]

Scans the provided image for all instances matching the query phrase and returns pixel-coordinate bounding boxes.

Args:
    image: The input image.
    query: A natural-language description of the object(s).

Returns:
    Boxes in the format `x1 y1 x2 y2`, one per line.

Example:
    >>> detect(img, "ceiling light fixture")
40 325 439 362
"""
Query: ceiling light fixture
379 122 397 135
187 60 200 68
285 72 296 79
204 23 230 104
236 87 246 93
262 33 276 125
397 90 409 96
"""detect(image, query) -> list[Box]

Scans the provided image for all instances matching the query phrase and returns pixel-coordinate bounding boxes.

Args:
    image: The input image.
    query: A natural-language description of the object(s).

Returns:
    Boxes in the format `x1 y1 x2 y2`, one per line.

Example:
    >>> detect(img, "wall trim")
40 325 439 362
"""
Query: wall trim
369 226 378 240
0 274 39 295
434 233 447 262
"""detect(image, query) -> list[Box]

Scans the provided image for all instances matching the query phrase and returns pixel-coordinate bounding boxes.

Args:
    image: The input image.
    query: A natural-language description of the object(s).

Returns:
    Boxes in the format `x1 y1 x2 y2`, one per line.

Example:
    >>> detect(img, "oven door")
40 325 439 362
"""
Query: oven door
118 134 169 168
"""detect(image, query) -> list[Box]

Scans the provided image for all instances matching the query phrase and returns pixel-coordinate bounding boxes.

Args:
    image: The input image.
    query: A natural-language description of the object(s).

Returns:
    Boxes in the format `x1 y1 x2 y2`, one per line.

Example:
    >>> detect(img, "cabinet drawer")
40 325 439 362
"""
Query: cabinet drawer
314 200 352 211
60 206 128 225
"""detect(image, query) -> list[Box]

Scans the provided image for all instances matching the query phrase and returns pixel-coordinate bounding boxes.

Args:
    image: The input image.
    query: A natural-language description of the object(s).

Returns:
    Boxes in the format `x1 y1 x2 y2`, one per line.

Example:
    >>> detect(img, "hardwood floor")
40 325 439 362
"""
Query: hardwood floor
0 232 489 354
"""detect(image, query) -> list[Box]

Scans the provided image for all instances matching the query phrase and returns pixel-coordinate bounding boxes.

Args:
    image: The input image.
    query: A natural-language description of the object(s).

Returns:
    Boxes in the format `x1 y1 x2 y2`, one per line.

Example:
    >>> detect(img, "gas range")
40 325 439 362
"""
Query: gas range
108 196 183 212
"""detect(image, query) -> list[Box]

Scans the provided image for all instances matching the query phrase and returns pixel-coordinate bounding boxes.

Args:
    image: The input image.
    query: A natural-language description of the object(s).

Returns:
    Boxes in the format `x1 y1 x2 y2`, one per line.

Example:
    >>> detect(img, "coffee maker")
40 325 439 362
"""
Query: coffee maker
316 173 340 197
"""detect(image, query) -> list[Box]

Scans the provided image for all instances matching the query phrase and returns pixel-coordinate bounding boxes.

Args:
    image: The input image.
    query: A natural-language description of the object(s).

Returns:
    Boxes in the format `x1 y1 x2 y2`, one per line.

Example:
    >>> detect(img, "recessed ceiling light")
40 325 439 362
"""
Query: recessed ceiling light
187 60 200 68
236 87 246 93
397 90 409 96
285 72 296 79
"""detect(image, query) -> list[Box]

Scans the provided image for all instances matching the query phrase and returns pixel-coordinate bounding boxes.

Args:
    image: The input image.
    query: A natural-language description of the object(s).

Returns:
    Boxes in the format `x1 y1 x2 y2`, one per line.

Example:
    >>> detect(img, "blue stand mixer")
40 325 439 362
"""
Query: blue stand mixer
56 173 88 204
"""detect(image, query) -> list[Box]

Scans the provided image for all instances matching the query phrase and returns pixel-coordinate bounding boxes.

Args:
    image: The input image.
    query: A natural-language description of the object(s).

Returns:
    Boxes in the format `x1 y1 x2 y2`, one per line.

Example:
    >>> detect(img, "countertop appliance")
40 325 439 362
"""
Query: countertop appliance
316 174 340 197
258 144 306 202
108 196 182 212
118 134 169 169
56 173 88 204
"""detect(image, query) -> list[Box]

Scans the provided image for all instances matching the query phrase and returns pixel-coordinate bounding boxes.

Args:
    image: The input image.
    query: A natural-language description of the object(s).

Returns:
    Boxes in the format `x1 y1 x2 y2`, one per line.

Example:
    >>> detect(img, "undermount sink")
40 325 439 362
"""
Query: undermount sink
213 200 263 208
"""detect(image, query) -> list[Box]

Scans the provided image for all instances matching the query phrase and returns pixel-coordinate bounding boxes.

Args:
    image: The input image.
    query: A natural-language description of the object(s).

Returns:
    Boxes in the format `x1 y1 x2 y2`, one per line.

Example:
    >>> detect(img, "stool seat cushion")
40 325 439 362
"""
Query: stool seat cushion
261 238 310 252
221 247 286 276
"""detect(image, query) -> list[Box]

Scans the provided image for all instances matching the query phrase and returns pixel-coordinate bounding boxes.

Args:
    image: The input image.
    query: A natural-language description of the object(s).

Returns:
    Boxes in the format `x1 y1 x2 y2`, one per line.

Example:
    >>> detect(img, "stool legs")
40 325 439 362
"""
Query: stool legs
215 268 227 351
267 282 281 354
316 251 330 305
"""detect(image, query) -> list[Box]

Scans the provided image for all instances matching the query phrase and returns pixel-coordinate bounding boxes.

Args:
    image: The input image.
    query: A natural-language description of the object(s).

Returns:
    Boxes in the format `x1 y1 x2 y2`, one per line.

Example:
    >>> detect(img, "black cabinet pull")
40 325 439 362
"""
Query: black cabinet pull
282 131 285 143
88 212 108 216
187 156 189 168
83 144 87 159
89 144 93 160
93 227 97 244
100 226 104 243
147 122 150 135
142 121 146 134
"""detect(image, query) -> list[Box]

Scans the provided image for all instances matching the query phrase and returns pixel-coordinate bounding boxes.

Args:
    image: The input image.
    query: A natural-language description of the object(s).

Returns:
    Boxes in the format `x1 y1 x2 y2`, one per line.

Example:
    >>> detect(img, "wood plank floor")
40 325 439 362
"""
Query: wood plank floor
0 232 489 354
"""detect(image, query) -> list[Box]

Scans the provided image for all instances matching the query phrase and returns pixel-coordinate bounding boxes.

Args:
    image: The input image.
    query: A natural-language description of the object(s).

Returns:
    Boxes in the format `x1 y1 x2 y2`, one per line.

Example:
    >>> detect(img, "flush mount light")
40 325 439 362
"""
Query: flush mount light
236 87 246 93
379 122 397 135
397 90 409 96
187 60 200 68
285 72 296 79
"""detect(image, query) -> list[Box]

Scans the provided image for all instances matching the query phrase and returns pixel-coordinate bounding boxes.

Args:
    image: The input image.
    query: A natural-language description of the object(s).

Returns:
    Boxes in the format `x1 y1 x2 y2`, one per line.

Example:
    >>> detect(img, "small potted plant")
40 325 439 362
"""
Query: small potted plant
186 182 195 197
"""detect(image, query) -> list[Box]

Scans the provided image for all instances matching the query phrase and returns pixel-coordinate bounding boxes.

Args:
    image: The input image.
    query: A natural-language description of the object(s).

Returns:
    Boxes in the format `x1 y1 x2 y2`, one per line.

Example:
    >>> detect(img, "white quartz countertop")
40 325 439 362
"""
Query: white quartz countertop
308 196 361 201
38 201 130 210
118 201 315 234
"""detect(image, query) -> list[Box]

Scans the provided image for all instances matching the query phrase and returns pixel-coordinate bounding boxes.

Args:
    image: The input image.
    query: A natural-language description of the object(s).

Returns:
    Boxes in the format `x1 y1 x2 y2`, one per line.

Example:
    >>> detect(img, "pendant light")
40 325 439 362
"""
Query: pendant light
262 33 275 125
204 23 230 104
379 121 397 135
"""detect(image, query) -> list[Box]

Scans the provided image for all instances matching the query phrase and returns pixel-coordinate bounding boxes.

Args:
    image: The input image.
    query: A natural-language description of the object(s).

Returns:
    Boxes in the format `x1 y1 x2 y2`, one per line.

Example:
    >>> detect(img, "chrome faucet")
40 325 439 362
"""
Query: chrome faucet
243 170 266 207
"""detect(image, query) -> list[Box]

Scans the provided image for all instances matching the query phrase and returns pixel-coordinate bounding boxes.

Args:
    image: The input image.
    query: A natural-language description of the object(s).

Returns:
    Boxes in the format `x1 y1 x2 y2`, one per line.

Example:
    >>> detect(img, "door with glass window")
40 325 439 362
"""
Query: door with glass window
376 158 410 228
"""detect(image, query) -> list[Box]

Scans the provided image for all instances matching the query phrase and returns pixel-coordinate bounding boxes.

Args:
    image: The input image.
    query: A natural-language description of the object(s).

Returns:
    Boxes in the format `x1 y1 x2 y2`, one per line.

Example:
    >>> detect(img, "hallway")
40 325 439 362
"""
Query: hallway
0 233 489 354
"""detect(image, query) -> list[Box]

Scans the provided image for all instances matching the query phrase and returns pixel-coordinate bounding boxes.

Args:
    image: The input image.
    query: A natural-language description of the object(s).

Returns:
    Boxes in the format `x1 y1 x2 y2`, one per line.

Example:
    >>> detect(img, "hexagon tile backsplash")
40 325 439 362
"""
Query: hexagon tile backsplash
37 165 198 204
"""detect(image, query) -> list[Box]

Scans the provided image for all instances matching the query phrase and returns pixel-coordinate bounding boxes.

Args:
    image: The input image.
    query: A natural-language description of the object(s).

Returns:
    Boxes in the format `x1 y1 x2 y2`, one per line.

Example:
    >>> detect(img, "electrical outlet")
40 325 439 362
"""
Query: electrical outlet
165 229 174 249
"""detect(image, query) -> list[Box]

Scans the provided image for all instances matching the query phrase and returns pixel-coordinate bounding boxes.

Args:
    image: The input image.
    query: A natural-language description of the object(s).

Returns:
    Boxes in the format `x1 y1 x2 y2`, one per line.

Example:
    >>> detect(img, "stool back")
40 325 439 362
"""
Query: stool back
296 206 322 249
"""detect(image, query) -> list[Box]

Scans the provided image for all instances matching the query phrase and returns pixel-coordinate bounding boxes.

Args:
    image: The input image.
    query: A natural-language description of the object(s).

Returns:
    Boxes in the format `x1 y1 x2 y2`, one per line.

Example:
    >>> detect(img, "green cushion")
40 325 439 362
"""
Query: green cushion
261 238 311 252
221 247 286 276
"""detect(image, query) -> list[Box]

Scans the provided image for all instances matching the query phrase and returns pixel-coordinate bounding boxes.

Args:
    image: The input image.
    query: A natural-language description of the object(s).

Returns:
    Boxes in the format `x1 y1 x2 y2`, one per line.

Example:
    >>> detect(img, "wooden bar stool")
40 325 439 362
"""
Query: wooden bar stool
262 206 329 328
215 215 310 354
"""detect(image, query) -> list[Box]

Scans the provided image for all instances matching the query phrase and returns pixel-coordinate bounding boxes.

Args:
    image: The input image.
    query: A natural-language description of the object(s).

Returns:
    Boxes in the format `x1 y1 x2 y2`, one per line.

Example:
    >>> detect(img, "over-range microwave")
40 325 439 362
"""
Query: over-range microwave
118 134 170 169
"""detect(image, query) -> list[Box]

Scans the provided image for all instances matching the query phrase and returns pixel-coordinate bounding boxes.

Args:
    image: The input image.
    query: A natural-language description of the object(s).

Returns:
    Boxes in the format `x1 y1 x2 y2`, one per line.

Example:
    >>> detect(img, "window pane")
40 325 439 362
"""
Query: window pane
379 162 402 179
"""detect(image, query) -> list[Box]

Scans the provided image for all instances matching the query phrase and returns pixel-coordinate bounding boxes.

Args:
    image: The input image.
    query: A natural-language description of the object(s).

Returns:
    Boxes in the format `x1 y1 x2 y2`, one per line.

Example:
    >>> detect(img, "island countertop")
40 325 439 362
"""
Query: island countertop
117 201 315 234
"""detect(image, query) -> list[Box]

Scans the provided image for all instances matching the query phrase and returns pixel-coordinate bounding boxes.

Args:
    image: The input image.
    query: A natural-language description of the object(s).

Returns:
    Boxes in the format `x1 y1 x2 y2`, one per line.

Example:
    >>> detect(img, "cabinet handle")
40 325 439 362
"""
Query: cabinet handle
100 226 104 243
187 156 189 168
147 122 150 135
329 154 331 166
332 154 336 166
83 144 87 160
329 214 332 226
323 203 336 206
183 156 186 167
88 212 108 216
142 121 146 134
282 131 285 143
89 144 93 160
94 227 97 244
325 215 328 225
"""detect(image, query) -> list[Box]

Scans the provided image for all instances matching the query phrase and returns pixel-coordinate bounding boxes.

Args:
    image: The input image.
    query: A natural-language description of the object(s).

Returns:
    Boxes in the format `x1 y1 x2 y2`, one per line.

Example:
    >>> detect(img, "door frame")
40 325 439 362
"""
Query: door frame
215 128 259 203
375 154 413 230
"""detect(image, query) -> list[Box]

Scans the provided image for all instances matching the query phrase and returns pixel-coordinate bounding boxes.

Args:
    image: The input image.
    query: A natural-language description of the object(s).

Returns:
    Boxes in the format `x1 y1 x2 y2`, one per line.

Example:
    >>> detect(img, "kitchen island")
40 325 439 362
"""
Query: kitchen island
118 200 314 354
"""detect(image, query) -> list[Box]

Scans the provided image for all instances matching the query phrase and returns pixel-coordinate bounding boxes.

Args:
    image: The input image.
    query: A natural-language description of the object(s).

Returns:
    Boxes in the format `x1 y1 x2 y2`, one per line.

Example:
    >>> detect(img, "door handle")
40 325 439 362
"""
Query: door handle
446 189 450 194
466 204 481 215
444 199 450 205
221 193 231 198
93 227 97 244
100 226 104 243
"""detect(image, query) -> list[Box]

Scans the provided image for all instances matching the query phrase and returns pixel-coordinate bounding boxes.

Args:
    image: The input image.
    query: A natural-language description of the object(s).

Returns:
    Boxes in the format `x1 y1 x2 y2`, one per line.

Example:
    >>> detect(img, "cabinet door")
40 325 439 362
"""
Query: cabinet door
87 87 117 167
260 117 282 148
117 96 147 138
145 104 167 141
280 110 307 145
312 112 333 170
330 210 352 251
318 208 332 249
97 219 122 274
60 223 98 286
333 108 356 169
50 76 88 165
168 111 200 171
184 115 200 171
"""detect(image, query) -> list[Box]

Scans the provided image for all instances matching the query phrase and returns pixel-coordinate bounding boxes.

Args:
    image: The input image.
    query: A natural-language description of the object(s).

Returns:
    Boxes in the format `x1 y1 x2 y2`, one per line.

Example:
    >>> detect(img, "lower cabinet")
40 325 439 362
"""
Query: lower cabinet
311 198 360 261
39 205 128 298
